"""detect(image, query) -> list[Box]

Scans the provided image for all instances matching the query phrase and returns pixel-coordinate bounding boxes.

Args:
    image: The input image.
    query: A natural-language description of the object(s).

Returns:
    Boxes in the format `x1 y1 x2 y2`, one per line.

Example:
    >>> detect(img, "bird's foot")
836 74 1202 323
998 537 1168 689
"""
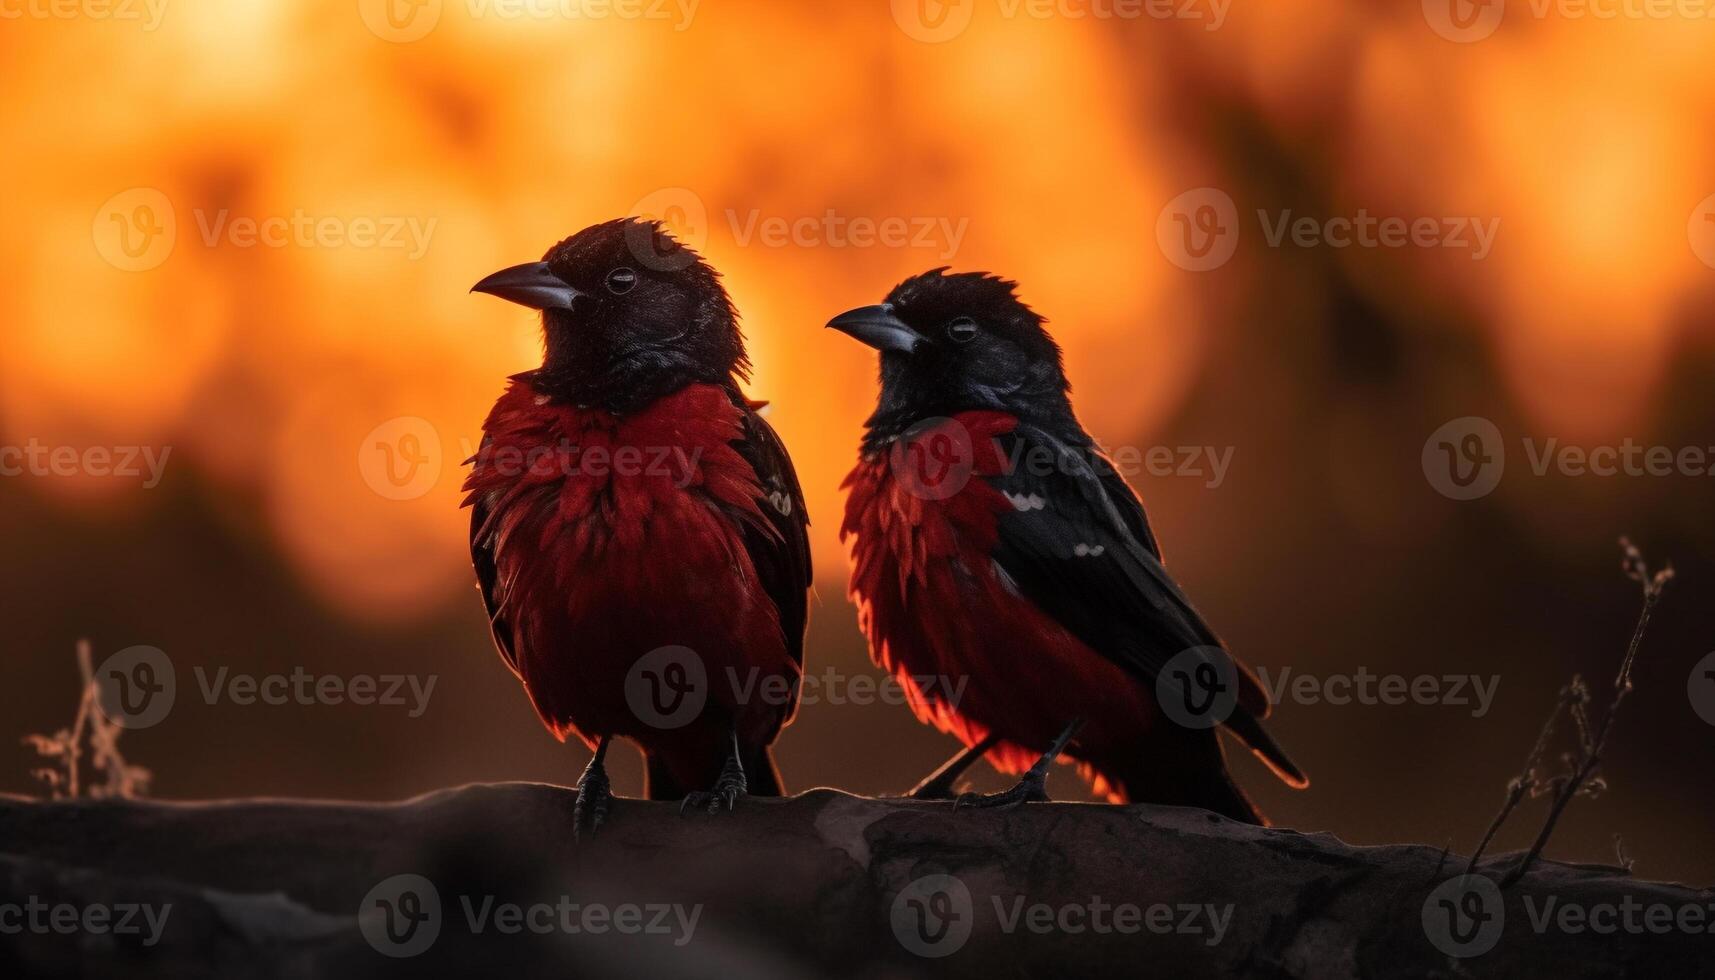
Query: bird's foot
954 768 1051 810
680 759 747 816
573 763 612 841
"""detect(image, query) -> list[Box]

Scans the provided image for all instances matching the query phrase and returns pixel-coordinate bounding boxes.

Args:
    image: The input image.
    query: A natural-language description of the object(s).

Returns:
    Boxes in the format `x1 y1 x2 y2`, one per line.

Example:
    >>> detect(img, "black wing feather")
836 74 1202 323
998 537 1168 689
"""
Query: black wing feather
987 425 1304 786
730 398 813 671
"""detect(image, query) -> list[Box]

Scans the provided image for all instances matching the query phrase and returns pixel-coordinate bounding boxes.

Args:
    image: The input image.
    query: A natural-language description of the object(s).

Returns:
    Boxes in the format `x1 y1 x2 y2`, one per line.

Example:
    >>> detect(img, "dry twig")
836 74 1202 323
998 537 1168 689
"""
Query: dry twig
1464 537 1672 884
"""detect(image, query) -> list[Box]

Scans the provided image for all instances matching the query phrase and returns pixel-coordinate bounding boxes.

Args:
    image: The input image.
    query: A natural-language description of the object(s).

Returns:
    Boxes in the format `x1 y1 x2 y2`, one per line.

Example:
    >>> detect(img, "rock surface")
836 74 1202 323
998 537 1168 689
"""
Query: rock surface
1 783 1710 978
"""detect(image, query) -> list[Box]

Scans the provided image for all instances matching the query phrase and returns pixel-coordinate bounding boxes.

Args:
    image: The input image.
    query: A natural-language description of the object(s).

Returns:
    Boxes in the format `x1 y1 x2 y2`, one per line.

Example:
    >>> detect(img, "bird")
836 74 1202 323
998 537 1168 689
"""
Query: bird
828 268 1306 824
465 218 811 837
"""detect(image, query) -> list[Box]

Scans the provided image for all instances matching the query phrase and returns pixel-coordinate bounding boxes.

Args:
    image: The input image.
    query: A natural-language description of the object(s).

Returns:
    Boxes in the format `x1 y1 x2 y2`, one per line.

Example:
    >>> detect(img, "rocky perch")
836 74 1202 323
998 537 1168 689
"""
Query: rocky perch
1 783 1709 978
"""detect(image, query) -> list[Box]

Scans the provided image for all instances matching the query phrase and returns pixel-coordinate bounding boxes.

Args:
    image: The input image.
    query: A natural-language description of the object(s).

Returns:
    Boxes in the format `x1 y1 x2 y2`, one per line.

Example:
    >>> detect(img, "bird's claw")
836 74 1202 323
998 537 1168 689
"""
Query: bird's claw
952 771 1050 811
680 770 746 815
573 768 612 841
679 782 743 815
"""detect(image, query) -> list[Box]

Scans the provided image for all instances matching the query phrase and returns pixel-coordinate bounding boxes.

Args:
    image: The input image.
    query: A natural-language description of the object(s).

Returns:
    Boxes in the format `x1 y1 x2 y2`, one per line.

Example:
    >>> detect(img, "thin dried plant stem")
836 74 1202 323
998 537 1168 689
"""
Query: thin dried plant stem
1468 537 1672 887
21 640 152 800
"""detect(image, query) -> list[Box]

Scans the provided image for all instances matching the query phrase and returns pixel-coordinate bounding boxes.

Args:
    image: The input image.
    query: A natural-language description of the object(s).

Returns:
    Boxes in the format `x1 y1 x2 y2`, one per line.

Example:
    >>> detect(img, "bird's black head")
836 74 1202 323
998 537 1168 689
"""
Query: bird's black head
472 218 746 413
828 268 1074 450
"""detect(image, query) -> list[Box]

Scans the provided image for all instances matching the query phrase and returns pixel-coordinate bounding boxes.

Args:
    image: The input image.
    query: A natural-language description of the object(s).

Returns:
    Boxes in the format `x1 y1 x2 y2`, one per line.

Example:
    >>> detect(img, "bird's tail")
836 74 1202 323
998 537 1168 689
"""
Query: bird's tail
1086 737 1269 826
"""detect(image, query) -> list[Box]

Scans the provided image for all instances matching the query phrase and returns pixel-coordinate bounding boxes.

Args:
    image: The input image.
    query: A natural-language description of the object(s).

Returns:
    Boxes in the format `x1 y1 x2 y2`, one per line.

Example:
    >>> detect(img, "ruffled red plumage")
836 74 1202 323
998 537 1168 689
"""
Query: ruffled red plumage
840 412 1162 800
465 380 799 788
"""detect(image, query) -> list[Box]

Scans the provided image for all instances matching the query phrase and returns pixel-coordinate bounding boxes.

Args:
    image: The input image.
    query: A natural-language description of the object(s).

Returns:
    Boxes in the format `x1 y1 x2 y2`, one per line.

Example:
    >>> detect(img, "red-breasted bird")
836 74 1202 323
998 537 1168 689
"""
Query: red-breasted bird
466 219 811 835
830 269 1306 823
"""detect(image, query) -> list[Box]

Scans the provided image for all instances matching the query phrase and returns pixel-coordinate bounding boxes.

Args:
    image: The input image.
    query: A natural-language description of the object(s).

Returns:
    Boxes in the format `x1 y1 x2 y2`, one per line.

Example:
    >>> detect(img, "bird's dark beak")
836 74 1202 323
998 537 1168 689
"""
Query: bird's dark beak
826 304 924 354
471 261 583 311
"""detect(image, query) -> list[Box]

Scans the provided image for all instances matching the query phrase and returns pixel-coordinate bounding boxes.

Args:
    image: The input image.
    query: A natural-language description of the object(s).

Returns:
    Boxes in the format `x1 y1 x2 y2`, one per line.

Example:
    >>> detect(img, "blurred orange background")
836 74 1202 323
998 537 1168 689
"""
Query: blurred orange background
4 1 1715 881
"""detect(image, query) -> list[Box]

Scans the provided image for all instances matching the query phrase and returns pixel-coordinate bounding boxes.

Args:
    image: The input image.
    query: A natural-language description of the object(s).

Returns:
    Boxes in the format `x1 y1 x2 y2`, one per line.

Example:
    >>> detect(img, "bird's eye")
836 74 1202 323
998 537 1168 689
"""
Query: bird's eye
946 316 979 343
605 267 638 295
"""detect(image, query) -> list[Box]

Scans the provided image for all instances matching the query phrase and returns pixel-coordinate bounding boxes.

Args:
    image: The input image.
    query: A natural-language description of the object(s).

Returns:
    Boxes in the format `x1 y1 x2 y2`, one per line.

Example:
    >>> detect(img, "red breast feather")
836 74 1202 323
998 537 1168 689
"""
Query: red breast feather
840 411 1160 797
465 381 795 754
